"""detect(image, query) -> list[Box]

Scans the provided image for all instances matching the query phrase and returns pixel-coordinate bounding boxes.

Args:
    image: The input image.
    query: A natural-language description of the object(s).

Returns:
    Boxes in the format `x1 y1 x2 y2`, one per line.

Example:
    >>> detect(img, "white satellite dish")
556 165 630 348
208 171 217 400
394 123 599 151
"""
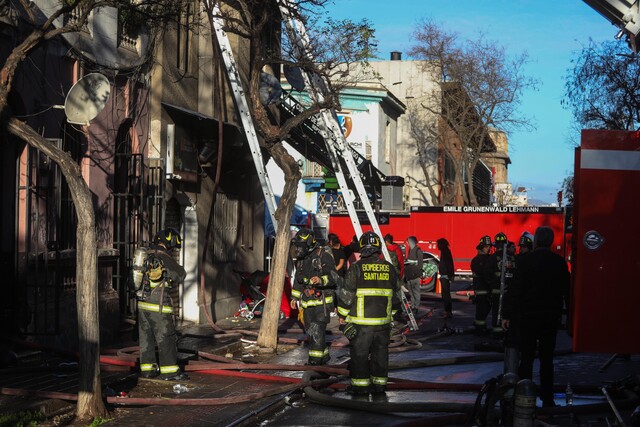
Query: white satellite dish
64 73 111 125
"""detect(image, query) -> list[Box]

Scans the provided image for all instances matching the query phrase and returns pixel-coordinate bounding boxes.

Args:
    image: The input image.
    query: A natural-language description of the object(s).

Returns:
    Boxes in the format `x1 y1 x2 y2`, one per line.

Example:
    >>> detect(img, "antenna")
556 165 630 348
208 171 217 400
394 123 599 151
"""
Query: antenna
64 73 111 125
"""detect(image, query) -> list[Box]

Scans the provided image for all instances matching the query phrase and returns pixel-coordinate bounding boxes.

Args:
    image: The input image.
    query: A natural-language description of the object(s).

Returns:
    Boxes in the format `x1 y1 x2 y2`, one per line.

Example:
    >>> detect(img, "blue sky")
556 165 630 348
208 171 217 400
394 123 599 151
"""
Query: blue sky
323 0 616 204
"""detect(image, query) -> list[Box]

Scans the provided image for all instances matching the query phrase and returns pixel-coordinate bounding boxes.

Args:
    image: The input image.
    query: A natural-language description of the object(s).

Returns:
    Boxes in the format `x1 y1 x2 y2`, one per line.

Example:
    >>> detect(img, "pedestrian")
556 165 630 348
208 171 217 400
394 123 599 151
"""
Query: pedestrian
327 233 347 276
337 231 401 395
384 234 405 279
501 226 570 407
488 232 515 334
290 228 338 365
136 228 188 381
404 236 423 313
471 235 493 333
436 238 454 318
344 235 360 268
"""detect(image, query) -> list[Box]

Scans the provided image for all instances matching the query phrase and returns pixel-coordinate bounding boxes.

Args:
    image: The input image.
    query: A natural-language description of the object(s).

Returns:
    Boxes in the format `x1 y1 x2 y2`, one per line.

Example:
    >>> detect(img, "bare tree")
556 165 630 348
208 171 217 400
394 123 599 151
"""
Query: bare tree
408 19 535 205
204 0 376 349
0 0 184 421
564 39 640 130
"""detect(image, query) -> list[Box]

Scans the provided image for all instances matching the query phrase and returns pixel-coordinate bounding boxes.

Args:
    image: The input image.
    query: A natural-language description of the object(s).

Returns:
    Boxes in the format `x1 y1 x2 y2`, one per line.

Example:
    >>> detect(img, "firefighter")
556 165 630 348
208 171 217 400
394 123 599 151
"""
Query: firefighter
337 231 401 395
501 226 570 407
488 232 515 335
517 232 534 258
290 228 338 365
471 235 493 333
404 236 423 313
137 228 188 380
436 238 455 318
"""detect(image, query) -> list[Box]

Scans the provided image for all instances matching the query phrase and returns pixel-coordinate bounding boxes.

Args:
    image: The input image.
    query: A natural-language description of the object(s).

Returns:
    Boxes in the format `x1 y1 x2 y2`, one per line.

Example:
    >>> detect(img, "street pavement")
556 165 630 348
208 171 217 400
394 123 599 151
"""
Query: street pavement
1 279 639 426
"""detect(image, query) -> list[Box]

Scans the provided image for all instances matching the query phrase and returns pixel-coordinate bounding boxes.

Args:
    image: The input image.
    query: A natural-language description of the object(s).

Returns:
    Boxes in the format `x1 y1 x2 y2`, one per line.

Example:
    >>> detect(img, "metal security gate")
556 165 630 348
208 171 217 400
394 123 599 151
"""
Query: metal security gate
16 140 75 335
112 151 164 317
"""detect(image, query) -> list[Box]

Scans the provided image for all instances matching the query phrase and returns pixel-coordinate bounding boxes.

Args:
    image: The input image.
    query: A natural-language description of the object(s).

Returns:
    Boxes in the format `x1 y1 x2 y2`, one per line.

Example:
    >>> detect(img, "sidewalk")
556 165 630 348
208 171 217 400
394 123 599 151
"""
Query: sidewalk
1 280 639 426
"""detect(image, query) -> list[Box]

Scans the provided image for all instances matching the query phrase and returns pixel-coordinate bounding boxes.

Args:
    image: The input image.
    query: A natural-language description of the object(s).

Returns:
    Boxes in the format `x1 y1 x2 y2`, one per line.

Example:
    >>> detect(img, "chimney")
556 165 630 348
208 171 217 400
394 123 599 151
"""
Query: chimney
390 51 402 61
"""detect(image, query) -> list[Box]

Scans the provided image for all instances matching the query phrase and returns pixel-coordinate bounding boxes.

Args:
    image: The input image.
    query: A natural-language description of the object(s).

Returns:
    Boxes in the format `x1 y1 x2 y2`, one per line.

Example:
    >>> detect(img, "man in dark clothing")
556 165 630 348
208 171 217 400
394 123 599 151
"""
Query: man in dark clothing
290 228 338 365
436 238 455 318
404 236 423 313
471 235 493 333
137 228 188 381
501 226 570 407
502 232 534 375
327 233 347 277
337 231 401 395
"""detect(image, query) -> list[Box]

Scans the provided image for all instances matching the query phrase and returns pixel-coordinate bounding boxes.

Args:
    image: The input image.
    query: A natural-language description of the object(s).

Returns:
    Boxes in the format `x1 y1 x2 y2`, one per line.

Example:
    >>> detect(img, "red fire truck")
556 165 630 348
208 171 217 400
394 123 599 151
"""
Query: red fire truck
328 205 569 277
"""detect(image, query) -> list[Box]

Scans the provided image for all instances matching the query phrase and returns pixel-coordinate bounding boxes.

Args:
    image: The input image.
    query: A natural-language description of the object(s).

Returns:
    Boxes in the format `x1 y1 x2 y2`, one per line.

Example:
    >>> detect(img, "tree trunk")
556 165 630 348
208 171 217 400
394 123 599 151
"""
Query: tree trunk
257 143 301 349
8 119 107 420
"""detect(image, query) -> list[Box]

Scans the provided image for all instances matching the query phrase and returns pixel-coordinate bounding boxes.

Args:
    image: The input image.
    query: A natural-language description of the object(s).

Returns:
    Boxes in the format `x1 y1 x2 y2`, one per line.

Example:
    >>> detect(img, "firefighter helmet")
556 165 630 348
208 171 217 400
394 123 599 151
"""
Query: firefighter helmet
359 231 382 257
153 228 182 250
290 228 317 260
518 232 533 249
476 235 492 250
494 232 508 246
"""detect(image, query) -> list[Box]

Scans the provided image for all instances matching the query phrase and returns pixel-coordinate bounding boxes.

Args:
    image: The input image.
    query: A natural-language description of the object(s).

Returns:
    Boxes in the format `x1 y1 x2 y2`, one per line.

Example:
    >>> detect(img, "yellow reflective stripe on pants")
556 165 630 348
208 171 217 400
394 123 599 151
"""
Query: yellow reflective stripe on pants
371 376 388 385
140 363 157 372
138 302 173 314
308 348 328 358
351 378 370 387
160 365 180 374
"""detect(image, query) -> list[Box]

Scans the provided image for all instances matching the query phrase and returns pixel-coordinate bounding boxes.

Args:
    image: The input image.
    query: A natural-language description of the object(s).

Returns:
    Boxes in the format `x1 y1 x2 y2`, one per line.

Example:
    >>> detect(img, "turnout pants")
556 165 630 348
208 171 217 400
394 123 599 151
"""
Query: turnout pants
303 304 330 364
349 324 391 392
473 290 491 331
138 287 179 376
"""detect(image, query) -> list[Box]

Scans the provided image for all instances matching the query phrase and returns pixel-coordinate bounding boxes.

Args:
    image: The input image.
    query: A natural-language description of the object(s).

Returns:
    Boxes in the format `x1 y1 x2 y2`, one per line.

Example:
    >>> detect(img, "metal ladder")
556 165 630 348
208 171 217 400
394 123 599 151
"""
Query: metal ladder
278 0 418 330
210 4 279 232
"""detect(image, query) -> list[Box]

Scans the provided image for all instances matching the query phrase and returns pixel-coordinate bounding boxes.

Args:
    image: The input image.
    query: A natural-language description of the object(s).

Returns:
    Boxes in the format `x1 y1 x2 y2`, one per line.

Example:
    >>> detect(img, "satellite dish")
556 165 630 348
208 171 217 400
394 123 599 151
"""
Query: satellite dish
64 73 111 125
259 72 283 105
283 65 305 91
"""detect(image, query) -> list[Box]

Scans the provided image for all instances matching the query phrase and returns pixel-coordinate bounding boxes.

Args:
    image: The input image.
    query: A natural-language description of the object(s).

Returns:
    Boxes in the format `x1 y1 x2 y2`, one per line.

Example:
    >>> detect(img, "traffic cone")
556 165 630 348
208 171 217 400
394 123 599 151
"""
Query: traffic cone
435 277 442 294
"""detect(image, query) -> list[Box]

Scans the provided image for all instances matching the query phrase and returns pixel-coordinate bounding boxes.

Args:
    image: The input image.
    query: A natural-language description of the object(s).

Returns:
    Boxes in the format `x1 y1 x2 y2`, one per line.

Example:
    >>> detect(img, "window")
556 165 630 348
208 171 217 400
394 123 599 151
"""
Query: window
384 121 391 164
176 4 191 72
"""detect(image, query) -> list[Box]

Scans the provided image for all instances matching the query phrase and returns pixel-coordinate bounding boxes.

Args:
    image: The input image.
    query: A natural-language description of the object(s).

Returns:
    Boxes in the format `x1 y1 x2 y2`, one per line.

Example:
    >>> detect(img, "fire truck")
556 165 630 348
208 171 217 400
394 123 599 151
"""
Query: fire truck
328 205 569 277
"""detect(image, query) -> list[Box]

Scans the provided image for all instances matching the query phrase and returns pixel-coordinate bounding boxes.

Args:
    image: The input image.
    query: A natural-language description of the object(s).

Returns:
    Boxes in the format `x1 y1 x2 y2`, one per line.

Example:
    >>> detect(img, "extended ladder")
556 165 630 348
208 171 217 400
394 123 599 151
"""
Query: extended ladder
210 3 279 232
278 0 418 330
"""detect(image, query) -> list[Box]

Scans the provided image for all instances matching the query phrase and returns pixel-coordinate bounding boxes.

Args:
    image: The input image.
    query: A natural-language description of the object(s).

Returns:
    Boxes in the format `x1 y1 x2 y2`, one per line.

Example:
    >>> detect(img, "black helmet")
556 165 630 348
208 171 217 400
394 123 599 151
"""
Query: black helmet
290 228 317 260
494 232 508 246
518 232 533 249
359 231 382 257
154 228 182 250
476 235 492 250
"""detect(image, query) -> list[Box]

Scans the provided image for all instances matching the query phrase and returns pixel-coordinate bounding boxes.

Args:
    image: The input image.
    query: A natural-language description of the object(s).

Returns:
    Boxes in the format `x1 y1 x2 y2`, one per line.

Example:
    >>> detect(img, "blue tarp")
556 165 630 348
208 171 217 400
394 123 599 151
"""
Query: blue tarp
264 196 309 237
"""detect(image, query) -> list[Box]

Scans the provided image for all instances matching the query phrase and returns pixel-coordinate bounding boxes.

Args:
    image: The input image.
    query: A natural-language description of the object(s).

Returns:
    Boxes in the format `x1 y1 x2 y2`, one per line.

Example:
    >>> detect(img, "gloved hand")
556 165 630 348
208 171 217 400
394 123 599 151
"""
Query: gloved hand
341 323 358 340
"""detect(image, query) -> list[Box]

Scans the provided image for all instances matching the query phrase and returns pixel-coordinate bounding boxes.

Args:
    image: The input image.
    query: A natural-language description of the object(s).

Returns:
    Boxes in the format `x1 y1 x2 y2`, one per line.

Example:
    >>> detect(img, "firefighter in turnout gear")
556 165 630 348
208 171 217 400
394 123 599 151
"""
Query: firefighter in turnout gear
488 232 516 334
136 228 187 381
471 235 493 333
337 231 401 395
290 228 338 365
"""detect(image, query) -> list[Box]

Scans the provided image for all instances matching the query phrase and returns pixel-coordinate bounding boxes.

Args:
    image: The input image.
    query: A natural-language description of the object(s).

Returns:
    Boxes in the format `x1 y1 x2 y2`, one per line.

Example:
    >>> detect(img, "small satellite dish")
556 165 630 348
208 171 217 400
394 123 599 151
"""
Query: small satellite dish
283 65 305 91
259 72 283 106
64 73 111 125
